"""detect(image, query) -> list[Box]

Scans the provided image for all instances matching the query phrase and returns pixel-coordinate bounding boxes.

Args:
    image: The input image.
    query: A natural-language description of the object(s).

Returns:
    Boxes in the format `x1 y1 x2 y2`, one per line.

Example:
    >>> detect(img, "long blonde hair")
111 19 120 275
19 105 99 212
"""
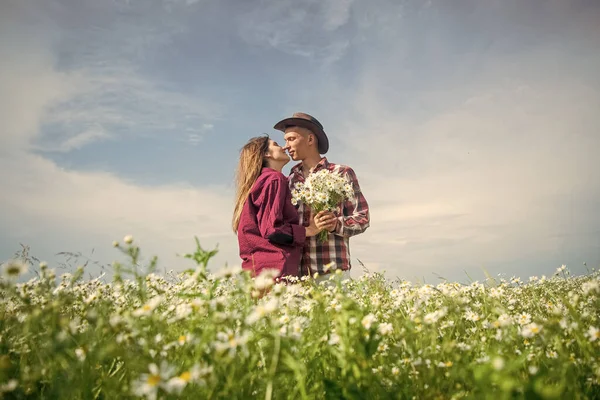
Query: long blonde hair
232 135 270 233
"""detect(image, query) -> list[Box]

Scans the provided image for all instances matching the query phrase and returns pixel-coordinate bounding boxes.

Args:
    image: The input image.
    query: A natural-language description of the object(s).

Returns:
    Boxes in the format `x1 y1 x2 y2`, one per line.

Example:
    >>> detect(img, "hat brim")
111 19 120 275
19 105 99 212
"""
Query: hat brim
273 117 329 154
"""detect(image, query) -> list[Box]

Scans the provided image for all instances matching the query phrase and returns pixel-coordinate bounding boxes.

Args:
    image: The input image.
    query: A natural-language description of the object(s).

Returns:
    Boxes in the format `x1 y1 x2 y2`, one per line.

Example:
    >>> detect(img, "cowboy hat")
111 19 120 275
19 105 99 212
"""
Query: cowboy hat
273 112 329 154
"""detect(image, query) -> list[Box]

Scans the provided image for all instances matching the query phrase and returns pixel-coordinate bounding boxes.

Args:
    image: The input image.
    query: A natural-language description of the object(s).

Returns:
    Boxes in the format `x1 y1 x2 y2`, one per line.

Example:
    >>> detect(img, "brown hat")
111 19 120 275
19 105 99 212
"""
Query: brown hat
273 112 329 154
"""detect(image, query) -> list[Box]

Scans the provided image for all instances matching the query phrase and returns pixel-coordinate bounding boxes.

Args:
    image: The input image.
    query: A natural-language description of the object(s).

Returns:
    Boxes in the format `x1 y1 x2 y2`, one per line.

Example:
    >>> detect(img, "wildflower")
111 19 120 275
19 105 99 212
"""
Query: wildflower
528 365 539 375
391 366 400 375
164 374 188 395
164 364 211 395
378 343 389 353
2 260 28 278
124 235 134 244
587 326 600 342
172 303 192 321
246 297 278 324
132 296 162 317
546 350 558 359
494 329 503 341
457 342 472 351
492 357 504 371
131 361 176 400
322 262 335 273
75 348 86 362
495 314 512 328
328 333 341 345
582 280 600 295
253 269 279 290
215 265 243 279
214 329 250 357
464 310 480 322
517 313 531 326
378 322 393 336
424 308 447 324
361 314 376 330
178 334 194 346
0 380 18 393
520 322 542 338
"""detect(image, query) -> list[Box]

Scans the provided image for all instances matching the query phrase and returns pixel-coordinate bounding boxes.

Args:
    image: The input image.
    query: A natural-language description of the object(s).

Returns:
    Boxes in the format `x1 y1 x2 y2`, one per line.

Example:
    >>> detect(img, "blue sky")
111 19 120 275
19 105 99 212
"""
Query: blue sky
1 0 599 283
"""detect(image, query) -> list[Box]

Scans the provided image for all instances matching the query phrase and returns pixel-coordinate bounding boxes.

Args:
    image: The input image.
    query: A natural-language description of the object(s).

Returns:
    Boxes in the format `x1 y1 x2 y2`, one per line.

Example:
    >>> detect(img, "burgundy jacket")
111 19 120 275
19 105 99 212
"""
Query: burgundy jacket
237 168 306 277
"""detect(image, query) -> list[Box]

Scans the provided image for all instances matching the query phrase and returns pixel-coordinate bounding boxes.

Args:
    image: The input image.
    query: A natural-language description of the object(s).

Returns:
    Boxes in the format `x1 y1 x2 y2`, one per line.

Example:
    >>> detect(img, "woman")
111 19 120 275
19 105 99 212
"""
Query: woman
232 135 320 279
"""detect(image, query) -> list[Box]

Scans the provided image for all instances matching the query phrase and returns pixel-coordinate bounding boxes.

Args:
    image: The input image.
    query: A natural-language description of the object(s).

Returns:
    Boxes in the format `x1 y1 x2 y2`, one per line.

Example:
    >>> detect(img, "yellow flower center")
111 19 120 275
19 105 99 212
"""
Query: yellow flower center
147 374 161 387
179 371 192 382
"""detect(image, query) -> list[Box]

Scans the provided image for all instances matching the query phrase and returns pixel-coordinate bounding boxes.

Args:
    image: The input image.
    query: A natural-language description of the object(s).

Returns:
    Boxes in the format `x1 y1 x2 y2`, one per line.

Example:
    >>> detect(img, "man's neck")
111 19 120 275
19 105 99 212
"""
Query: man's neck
301 154 323 176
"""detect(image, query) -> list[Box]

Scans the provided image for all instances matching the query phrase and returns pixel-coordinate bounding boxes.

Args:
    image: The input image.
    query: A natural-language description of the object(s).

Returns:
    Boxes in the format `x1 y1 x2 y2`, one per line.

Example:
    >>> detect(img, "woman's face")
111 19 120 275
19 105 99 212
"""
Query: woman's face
266 139 290 163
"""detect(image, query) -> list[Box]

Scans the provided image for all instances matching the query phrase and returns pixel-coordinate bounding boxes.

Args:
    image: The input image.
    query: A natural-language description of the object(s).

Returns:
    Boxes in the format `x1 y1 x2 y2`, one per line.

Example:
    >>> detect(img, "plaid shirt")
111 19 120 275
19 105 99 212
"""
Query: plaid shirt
288 157 370 275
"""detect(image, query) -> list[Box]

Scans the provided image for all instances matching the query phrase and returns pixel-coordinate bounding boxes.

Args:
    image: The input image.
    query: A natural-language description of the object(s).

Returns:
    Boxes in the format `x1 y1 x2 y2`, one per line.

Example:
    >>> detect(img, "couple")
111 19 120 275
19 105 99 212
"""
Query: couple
232 112 370 283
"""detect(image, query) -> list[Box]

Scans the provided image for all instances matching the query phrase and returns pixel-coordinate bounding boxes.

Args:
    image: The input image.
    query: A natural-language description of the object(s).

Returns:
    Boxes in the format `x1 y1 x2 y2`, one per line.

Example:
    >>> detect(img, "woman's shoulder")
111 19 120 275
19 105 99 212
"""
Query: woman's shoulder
259 168 287 185
252 168 287 198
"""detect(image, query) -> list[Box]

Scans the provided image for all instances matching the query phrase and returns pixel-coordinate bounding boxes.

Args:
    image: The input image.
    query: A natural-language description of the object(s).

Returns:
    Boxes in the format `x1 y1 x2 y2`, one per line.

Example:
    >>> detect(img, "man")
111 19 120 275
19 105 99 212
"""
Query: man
273 112 370 281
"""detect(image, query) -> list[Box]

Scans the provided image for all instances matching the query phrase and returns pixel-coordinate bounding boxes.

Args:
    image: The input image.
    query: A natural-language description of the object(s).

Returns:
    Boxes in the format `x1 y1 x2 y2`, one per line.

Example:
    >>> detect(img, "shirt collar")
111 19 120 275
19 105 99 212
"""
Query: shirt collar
291 157 329 178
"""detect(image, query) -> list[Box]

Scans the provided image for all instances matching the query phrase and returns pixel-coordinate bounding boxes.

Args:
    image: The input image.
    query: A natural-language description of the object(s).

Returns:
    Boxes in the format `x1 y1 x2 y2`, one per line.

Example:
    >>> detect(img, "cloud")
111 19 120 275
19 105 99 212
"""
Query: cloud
0 0 234 274
337 70 600 282
236 0 354 65
2 0 599 284
37 64 222 152
304 1 600 281
1 1 223 155
0 151 238 274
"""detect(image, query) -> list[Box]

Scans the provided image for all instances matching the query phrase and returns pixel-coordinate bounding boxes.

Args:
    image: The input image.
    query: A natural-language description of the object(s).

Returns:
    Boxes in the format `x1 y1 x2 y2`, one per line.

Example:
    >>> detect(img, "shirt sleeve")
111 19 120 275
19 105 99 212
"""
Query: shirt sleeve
333 167 370 238
258 178 306 247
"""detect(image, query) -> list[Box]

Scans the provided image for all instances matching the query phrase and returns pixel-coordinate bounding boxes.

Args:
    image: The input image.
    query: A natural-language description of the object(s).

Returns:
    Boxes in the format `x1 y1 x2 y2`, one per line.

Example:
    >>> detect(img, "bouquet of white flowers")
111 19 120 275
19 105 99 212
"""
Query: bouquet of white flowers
291 169 354 242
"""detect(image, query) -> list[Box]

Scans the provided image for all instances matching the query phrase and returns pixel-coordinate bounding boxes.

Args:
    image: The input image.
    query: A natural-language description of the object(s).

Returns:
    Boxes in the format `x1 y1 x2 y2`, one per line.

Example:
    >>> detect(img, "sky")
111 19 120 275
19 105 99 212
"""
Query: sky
1 0 599 283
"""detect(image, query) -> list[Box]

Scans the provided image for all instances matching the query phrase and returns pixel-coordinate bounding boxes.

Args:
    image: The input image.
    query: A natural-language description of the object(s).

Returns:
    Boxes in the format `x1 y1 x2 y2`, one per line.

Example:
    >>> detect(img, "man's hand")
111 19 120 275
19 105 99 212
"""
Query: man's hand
314 211 338 233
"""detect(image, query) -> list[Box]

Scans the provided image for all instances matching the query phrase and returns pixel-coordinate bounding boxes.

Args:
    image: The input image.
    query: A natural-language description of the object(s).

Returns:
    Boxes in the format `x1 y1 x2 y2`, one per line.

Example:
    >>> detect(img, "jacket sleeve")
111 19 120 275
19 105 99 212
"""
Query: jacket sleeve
258 178 306 247
333 167 370 238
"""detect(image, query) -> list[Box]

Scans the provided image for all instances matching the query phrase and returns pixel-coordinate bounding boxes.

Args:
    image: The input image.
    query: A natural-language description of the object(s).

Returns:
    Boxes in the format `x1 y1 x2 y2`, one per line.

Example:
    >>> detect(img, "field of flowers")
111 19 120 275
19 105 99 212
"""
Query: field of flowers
1 237 599 399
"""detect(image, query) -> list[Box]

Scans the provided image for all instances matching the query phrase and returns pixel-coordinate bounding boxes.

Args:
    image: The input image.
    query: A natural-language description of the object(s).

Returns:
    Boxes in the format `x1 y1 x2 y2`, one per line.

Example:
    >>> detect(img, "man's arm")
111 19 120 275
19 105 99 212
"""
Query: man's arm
332 167 370 237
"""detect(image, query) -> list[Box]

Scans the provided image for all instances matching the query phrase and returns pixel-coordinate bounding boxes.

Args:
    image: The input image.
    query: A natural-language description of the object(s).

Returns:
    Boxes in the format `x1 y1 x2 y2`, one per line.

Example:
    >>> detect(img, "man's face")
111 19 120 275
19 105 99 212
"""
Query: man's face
266 139 290 163
283 127 311 161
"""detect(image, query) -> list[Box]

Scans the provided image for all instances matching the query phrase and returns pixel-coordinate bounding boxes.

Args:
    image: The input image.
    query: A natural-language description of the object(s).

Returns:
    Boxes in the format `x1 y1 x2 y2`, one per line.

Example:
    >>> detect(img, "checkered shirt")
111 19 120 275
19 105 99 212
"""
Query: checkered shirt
288 157 370 276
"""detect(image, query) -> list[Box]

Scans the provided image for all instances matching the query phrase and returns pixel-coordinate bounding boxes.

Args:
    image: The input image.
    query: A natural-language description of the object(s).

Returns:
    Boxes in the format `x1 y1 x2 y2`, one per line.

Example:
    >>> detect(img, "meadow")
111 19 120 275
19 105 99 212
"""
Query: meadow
1 237 599 399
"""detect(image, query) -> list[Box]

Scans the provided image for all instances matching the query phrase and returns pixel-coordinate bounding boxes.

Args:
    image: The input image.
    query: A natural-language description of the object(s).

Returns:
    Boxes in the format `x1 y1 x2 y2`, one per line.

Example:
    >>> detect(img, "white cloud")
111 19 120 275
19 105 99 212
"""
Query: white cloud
302 2 600 281
0 151 238 275
1 2 222 154
2 0 599 284
332 72 600 282
236 0 354 65
0 1 234 275
42 127 113 153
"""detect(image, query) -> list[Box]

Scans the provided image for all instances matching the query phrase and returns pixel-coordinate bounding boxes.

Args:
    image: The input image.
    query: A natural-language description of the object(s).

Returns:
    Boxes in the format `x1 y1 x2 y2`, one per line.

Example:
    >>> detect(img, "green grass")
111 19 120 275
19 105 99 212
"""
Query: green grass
1 238 599 399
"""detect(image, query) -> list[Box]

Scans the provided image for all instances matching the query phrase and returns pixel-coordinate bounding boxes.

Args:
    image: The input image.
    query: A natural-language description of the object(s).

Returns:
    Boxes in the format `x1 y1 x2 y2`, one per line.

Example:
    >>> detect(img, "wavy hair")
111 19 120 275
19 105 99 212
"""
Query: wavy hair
232 135 270 233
